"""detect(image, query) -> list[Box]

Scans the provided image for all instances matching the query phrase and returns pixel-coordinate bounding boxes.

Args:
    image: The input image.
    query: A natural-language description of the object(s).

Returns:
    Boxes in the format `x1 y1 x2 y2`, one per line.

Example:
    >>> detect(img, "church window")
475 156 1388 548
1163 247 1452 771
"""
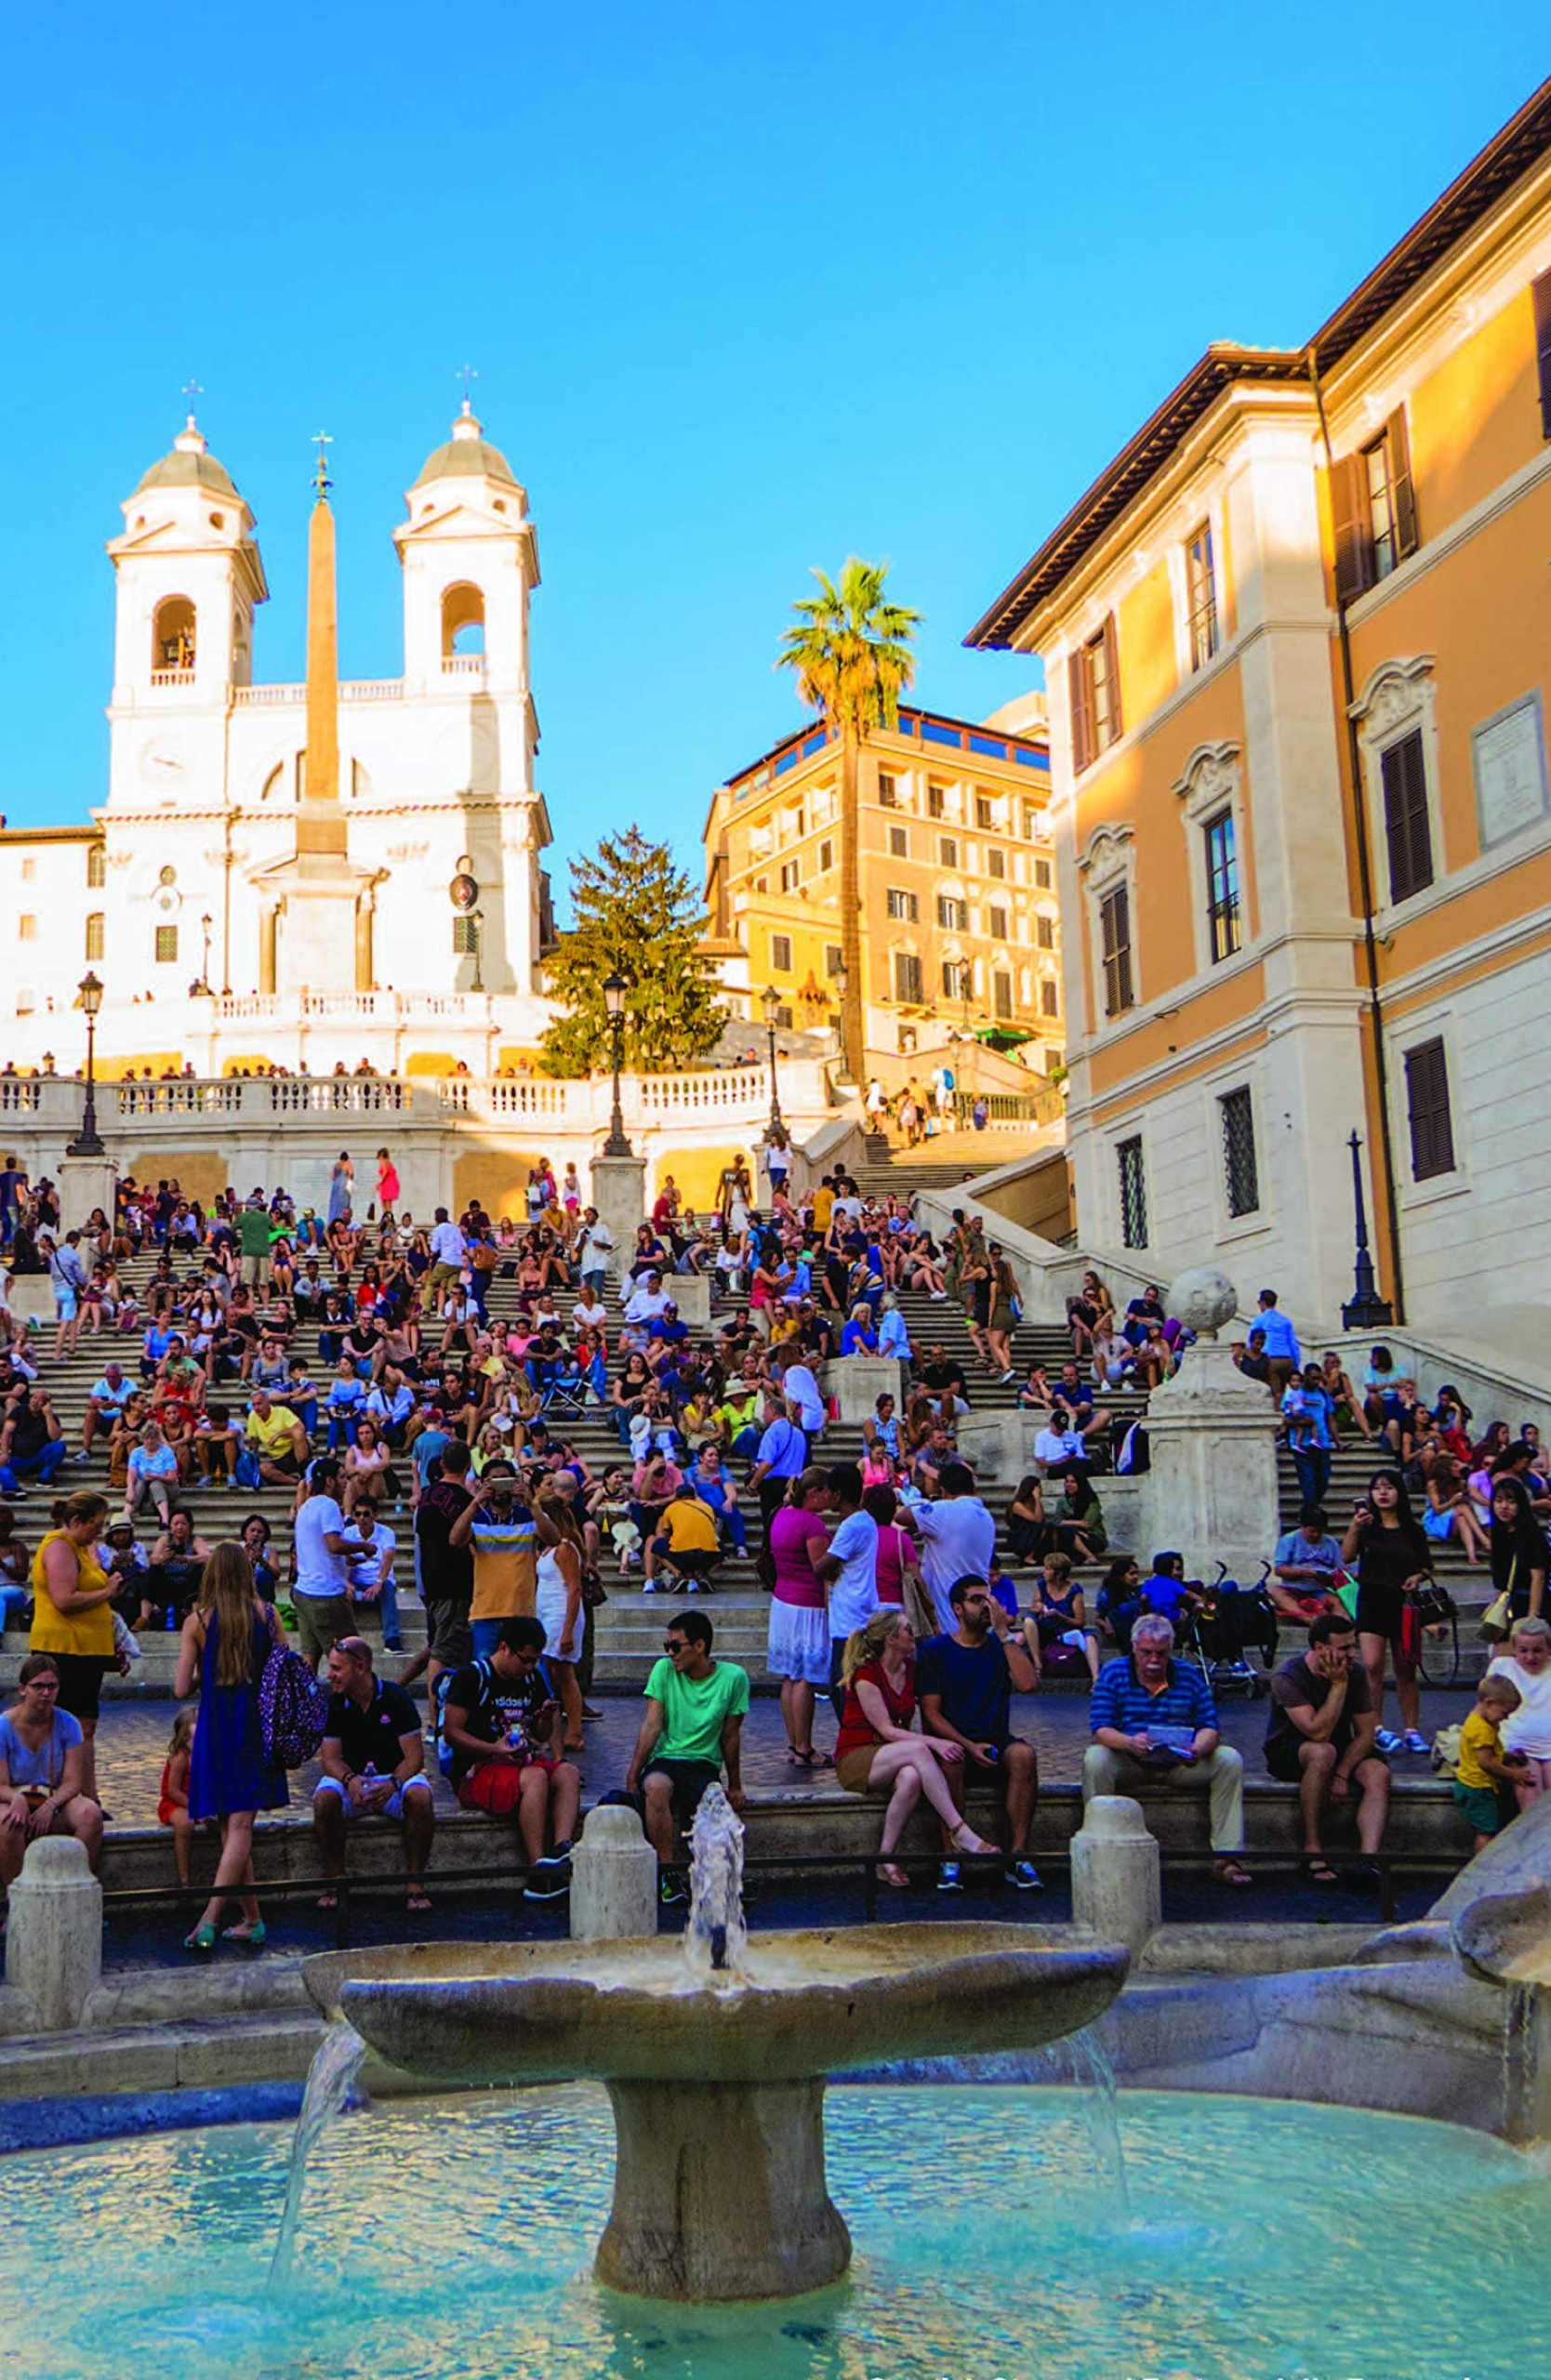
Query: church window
152 596 196 677
86 842 106 889
18 915 36 942
85 914 104 961
441 582 485 660
158 865 178 887
20 858 33 881
154 925 179 964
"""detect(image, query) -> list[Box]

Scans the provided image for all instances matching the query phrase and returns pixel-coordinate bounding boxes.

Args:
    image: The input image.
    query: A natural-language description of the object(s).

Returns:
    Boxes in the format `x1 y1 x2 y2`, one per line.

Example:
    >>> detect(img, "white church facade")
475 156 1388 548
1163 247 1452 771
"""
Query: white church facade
0 403 556 1077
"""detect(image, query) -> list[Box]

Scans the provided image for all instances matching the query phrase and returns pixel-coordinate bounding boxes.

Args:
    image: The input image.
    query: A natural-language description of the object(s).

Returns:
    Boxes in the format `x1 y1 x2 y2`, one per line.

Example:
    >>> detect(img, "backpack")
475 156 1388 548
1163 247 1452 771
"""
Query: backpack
258 1643 331 1768
1430 1723 1463 1779
234 1446 261 1490
432 1655 493 1778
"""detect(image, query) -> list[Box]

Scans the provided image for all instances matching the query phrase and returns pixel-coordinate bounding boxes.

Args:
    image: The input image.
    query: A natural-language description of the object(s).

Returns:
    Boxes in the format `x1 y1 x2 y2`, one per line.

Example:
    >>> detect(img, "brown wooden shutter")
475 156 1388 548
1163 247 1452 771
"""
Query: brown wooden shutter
1101 885 1133 1013
1330 453 1372 602
1101 612 1123 741
1386 408 1420 561
1381 731 1433 903
1533 271 1551 439
1067 650 1093 774
1404 1038 1455 1180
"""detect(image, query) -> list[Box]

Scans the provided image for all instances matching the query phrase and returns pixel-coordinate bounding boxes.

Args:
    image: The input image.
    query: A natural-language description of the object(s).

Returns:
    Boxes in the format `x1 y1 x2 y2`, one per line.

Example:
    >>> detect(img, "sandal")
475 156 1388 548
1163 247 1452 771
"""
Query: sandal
1300 1856 1339 1887
315 1888 338 1911
183 1922 218 1953
1213 1858 1254 1888
951 1823 997 1858
405 1891 432 1913
879 1861 911 1890
221 1919 267 1948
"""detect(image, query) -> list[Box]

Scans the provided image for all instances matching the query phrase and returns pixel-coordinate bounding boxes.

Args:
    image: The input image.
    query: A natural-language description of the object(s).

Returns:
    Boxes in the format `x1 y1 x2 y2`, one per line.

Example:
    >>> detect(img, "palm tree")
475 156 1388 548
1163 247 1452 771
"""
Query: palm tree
776 560 921 1085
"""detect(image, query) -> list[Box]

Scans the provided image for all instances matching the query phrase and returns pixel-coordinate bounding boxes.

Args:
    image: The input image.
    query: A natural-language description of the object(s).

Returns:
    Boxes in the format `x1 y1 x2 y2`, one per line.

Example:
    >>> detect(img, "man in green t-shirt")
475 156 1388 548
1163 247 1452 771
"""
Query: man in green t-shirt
624 1609 749 1903
237 1196 272 1289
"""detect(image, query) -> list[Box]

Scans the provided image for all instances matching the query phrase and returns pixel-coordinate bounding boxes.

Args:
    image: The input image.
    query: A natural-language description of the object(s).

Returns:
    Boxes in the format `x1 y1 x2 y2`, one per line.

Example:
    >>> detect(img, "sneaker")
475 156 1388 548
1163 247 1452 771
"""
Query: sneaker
1402 1729 1429 1755
1004 1858 1044 1892
524 1862 572 1901
682 1580 702 1595
659 1873 688 1907
67 1449 92 1464
1374 1726 1404 1753
936 1860 963 1894
640 1580 658 1594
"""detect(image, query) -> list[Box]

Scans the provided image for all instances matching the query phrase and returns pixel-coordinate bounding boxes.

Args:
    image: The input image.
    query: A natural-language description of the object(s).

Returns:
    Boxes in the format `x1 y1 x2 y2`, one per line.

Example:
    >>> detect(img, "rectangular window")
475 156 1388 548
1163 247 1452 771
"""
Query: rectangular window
17 914 36 943
1364 436 1399 581
993 971 1014 1020
988 904 1008 942
817 840 833 873
1040 978 1060 1017
452 915 478 955
86 842 106 889
894 950 923 1004
1404 1038 1456 1182
824 945 842 976
1117 1136 1148 1249
1220 1086 1260 1217
1035 858 1052 889
1036 915 1054 949
1186 521 1219 670
936 894 967 930
85 912 105 962
778 859 800 893
940 959 971 1000
154 924 179 964
888 825 908 858
771 932 792 972
1022 806 1039 840
927 784 945 819
1068 615 1122 771
1099 885 1133 1016
938 836 958 867
20 858 33 882
1203 809 1242 961
1332 412 1419 600
877 772 896 806
1381 730 1434 903
885 888 919 922
987 845 1006 879
975 795 994 829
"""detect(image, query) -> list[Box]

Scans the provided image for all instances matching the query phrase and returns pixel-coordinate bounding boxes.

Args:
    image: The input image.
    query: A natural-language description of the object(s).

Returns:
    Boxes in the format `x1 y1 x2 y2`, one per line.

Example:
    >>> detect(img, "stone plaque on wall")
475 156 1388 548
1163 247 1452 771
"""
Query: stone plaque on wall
1473 693 1548 849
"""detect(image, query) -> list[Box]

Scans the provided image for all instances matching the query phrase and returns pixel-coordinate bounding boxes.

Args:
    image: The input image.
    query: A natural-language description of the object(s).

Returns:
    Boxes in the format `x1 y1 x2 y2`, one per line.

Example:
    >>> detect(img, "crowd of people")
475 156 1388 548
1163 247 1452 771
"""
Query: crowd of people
1 1144 1546 1938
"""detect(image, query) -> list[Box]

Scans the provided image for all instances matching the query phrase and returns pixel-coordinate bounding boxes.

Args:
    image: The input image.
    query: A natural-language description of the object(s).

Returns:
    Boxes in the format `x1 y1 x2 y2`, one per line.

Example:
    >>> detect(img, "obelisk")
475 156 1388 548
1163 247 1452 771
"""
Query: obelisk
272 435 360 995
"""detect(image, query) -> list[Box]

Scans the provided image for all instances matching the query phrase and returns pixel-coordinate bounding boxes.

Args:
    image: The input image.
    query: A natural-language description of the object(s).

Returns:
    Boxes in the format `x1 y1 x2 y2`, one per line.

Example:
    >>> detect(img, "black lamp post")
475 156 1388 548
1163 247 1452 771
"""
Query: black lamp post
67 972 105 1157
1341 1129 1393 1331
602 971 632 1156
470 908 484 995
761 984 784 1131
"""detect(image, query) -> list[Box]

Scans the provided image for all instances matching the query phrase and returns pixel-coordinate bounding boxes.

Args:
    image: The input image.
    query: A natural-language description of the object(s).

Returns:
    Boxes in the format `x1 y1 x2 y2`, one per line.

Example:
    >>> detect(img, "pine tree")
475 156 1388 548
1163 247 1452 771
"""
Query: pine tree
539 826 726 1078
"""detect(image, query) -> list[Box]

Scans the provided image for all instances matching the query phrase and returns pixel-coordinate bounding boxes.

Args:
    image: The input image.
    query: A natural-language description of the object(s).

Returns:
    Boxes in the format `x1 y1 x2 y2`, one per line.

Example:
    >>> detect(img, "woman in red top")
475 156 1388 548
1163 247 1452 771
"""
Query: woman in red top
835 1609 996 1889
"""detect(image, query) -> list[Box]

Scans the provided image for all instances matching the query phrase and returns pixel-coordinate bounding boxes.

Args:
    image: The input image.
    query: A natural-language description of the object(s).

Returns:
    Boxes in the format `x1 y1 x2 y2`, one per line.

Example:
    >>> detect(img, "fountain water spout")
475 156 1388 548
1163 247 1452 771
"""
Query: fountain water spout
683 1782 749 1983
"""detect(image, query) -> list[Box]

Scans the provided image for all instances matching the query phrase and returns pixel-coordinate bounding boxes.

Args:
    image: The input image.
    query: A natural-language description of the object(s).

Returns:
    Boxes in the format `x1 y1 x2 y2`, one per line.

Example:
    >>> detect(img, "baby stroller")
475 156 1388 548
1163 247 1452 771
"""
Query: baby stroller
1177 1562 1279 1698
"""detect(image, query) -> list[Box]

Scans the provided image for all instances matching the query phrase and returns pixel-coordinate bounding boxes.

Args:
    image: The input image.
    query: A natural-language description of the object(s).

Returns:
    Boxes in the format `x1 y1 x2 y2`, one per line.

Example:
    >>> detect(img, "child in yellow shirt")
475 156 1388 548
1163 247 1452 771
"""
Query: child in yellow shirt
1453 1674 1525 1852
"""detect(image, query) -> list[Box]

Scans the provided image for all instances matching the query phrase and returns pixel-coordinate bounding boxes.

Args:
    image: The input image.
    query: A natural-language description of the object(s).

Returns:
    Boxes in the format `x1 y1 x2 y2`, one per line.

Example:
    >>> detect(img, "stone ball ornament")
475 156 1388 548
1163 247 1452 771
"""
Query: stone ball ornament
1165 1265 1238 1339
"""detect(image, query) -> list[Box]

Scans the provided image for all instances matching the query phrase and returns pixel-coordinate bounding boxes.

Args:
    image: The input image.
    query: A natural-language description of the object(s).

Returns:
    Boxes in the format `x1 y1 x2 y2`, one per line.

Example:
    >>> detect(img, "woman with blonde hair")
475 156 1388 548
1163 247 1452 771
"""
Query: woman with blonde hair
833 1608 996 1888
29 1489 118 1802
175 1540 287 1953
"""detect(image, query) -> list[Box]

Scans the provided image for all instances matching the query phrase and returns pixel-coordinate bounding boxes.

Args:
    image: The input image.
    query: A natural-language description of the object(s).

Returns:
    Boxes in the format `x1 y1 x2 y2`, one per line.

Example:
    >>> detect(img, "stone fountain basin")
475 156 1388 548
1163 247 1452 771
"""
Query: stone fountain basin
303 1924 1128 2086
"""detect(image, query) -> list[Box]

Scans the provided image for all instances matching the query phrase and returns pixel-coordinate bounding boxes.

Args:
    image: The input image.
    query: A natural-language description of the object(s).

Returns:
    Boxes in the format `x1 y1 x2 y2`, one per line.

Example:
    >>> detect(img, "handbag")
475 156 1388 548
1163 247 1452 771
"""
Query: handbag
1410 1580 1457 1629
1480 1568 1515 1643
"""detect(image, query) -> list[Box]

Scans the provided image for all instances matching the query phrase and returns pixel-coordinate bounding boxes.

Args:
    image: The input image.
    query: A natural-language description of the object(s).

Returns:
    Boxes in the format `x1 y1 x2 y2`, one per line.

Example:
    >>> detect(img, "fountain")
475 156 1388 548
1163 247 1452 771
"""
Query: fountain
303 1787 1129 2300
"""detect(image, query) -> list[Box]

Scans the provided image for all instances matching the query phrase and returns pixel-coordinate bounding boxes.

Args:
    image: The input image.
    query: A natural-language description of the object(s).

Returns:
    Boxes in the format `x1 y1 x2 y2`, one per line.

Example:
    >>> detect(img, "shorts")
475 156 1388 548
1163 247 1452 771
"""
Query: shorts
426 1598 472 1670
48 1651 111 1724
1264 1739 1385 1785
53 1287 78 1322
313 1774 434 1824
292 1591 356 1668
256 1448 300 1477
458 1757 563 1817
641 1755 722 1823
836 1744 883 1794
1452 1779 1503 1834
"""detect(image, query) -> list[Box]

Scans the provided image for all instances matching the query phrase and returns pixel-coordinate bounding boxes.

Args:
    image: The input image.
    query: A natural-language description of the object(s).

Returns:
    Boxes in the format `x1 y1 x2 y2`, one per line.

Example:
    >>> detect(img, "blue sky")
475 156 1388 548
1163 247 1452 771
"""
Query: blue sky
0 7 1539 911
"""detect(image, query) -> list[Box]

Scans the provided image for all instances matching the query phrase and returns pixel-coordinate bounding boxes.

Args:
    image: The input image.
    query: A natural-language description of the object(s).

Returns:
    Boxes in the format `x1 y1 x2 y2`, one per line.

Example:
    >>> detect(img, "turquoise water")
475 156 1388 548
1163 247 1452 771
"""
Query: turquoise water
7 2084 1548 2378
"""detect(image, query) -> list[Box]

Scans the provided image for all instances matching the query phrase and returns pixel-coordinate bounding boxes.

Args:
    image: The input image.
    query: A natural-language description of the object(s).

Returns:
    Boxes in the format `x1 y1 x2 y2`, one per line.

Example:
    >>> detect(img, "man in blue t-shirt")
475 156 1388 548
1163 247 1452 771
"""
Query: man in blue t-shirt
917 1575 1042 1895
1086 1614 1250 1885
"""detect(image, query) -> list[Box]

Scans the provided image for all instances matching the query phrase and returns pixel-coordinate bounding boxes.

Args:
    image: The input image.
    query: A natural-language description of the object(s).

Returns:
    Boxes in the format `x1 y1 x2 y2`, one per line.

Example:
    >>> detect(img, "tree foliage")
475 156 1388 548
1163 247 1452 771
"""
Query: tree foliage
776 558 920 738
539 826 726 1078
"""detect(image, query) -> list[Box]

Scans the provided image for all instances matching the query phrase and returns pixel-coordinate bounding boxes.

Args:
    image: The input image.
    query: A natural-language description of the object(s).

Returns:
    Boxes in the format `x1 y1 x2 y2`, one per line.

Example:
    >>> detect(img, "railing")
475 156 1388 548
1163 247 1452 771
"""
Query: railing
148 668 194 688
341 679 403 703
113 1078 411 1117
211 991 492 1024
441 655 485 677
0 1079 43 1112
232 679 407 707
438 1078 571 1117
232 682 304 707
951 1088 1064 1128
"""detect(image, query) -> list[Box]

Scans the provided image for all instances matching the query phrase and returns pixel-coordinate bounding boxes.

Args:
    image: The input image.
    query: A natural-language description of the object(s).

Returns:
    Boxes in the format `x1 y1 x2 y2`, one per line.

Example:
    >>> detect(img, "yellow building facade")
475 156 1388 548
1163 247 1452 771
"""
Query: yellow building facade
969 80 1551 1347
703 703 1064 1073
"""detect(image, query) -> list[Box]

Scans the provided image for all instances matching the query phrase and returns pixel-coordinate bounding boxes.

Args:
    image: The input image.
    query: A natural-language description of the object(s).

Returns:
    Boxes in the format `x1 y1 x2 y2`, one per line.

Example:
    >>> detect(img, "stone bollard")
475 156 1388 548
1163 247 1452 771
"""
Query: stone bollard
6 1835 102 2030
569 1803 659 1943
1070 1795 1160 1961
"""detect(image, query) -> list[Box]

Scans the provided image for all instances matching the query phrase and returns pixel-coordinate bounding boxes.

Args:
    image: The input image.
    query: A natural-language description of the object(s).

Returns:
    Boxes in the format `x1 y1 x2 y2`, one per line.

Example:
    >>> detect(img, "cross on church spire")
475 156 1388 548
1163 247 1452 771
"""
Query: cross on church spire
457 364 478 415
181 377 204 423
312 430 333 497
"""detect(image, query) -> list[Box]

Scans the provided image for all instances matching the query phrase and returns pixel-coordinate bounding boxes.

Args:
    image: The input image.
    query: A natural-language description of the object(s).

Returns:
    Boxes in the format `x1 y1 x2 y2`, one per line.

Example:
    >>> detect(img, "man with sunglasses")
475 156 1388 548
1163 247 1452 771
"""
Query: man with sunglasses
624 1610 748 1905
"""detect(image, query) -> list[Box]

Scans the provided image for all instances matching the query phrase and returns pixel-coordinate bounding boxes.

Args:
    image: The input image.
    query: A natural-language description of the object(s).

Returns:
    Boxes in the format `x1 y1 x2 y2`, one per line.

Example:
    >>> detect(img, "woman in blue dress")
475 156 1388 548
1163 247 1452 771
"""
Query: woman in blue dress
174 1540 287 1951
326 1151 354 1227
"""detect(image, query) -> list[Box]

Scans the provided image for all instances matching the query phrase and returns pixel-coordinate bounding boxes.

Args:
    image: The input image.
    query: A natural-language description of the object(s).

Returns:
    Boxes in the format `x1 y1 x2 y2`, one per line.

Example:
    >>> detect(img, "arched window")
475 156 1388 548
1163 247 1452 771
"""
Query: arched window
85 914 104 962
440 582 485 660
86 841 106 889
152 596 196 676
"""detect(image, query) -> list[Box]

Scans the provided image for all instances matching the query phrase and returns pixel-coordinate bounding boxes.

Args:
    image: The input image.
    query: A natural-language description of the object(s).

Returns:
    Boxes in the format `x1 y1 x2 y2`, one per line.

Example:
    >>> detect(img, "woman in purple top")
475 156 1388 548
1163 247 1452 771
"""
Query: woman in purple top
766 1466 833 1767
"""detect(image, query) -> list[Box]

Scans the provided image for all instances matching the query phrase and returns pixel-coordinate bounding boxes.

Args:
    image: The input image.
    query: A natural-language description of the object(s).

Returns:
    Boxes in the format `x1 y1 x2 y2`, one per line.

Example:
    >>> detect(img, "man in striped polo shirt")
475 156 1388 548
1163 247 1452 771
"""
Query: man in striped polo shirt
1084 1614 1251 1886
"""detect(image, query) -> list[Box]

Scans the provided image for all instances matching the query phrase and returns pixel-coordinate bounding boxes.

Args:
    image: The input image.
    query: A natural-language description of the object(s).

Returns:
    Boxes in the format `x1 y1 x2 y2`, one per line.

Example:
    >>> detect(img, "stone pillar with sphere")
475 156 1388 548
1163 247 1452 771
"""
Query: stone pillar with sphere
1140 1268 1281 1587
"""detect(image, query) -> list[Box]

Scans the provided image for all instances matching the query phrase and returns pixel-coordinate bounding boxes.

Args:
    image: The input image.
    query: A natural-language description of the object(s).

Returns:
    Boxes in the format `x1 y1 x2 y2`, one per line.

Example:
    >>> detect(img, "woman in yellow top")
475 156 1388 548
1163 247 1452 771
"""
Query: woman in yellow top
30 1490 118 1803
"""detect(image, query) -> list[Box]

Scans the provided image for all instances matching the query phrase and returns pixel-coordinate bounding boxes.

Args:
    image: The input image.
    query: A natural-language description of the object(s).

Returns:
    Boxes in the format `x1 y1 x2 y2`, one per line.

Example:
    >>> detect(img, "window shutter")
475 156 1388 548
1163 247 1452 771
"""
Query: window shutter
1068 650 1093 774
1386 409 1420 561
1381 731 1433 903
1330 453 1372 602
1101 612 1123 740
1533 271 1551 440
1404 1038 1455 1181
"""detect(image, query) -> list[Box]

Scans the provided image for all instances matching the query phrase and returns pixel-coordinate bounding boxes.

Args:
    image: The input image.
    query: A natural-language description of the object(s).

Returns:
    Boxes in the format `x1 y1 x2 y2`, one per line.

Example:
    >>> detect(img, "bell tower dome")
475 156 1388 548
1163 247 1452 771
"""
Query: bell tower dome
394 401 538 721
108 411 268 705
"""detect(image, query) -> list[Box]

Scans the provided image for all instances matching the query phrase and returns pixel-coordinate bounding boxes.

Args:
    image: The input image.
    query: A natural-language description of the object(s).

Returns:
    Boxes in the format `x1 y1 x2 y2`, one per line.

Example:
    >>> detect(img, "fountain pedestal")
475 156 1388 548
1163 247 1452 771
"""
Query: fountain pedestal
599 2077 849 2300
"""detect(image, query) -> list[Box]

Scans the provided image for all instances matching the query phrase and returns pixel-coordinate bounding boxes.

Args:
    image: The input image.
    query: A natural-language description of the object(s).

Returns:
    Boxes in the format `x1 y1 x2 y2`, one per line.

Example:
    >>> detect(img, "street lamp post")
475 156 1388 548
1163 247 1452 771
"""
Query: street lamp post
1341 1129 1394 1331
199 913 213 993
470 908 484 995
602 971 632 1156
67 972 105 1157
761 984 785 1131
